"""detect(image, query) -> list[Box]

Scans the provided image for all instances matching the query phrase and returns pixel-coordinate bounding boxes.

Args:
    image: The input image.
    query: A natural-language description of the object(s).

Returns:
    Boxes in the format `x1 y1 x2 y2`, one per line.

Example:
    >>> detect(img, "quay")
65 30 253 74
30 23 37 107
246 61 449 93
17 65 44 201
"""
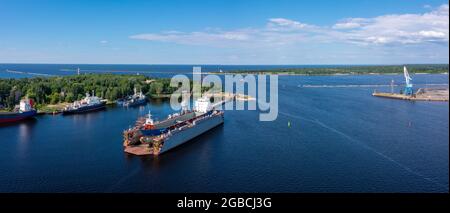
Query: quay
373 88 449 101
373 66 448 102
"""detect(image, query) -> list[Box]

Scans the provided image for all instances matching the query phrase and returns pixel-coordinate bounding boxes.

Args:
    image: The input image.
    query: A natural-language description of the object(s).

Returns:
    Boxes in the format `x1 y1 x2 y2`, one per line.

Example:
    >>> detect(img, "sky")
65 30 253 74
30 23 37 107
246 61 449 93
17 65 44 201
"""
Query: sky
0 0 448 65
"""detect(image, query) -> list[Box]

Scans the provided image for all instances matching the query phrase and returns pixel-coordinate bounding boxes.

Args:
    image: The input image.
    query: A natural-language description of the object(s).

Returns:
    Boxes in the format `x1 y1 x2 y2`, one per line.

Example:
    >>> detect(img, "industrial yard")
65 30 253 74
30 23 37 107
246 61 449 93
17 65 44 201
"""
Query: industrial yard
372 66 449 102
373 88 449 101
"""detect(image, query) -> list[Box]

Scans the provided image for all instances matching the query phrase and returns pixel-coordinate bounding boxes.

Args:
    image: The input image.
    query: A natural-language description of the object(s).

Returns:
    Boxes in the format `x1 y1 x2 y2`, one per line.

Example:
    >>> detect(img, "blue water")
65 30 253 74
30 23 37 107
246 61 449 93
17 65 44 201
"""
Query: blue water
0 64 448 192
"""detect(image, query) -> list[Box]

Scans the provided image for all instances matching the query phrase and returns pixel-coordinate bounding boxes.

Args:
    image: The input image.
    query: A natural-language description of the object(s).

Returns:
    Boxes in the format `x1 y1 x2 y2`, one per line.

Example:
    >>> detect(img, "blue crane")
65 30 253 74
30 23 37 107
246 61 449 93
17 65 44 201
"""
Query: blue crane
403 66 413 96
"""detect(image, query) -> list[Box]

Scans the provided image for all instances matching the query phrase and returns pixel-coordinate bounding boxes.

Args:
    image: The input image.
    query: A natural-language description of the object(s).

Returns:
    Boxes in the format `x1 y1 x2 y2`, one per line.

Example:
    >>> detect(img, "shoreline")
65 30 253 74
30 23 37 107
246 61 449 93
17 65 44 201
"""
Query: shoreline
206 72 449 76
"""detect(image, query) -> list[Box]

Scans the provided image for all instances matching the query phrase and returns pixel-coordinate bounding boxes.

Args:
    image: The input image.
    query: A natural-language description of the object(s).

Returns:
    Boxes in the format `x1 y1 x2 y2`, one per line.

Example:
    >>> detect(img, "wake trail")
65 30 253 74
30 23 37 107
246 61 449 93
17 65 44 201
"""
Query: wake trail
279 111 448 191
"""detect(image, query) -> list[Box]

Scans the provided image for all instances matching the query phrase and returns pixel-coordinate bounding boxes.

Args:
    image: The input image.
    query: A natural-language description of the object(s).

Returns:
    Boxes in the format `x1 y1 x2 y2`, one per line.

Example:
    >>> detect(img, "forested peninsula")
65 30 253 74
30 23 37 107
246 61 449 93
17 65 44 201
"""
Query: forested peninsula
0 74 178 111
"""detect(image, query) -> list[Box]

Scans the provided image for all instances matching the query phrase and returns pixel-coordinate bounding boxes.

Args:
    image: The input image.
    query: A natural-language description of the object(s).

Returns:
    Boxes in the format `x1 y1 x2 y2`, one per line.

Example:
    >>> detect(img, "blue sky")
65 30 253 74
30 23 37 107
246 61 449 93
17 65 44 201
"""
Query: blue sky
0 0 448 64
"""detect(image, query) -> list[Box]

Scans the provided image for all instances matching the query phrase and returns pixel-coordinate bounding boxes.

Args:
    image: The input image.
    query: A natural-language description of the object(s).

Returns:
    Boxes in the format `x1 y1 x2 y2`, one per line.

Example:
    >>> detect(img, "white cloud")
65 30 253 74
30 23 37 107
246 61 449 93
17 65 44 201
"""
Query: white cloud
332 22 362 30
436 3 449 14
418 30 446 38
266 18 311 31
130 30 252 47
331 4 449 45
268 18 303 27
130 4 449 47
332 18 370 29
100 40 108 44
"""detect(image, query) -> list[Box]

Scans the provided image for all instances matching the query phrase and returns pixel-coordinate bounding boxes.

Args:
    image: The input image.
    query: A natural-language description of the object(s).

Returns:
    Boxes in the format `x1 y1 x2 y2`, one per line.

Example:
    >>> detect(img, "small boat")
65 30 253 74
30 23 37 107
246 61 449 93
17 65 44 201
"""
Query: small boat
62 92 106 115
123 88 147 107
0 99 37 124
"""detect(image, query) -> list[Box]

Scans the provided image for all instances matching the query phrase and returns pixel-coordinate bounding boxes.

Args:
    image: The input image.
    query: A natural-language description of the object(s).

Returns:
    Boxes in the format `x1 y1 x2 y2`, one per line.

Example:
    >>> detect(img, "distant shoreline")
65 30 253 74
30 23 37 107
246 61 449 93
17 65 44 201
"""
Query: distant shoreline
206 64 449 76
206 72 449 76
1 64 448 79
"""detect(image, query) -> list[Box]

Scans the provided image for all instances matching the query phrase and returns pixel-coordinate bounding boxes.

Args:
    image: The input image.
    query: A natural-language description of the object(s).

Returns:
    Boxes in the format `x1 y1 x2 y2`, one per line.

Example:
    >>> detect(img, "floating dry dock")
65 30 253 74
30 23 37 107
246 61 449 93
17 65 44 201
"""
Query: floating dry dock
373 88 449 101
123 98 225 156
123 94 255 156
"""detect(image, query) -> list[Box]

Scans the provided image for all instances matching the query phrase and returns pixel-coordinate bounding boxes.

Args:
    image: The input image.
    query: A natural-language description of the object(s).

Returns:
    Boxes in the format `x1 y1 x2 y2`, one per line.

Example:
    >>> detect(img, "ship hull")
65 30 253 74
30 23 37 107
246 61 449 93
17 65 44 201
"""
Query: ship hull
160 113 224 153
0 110 37 124
62 102 106 115
125 98 147 107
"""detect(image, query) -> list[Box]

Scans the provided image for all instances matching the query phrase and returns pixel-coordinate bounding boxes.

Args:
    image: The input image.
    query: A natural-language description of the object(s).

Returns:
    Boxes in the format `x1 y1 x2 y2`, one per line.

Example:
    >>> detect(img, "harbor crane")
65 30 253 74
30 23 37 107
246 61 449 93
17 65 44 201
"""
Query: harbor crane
403 66 413 96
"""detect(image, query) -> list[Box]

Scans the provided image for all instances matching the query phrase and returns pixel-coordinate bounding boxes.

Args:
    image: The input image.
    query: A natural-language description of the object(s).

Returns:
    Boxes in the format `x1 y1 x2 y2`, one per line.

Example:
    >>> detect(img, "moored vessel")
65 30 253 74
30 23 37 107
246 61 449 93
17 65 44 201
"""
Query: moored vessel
122 88 147 107
0 99 37 124
62 92 106 115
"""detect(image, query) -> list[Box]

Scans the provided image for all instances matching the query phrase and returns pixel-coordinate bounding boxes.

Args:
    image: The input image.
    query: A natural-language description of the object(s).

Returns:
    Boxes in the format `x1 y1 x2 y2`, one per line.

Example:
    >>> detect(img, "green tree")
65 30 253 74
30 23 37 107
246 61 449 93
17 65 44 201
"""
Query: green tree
49 92 60 104
65 92 75 102
149 82 164 95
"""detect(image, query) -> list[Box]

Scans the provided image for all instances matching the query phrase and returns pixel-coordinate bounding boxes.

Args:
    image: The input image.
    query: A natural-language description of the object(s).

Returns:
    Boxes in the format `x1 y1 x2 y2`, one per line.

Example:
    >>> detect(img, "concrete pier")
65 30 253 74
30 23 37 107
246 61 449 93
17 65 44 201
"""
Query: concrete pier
373 88 448 101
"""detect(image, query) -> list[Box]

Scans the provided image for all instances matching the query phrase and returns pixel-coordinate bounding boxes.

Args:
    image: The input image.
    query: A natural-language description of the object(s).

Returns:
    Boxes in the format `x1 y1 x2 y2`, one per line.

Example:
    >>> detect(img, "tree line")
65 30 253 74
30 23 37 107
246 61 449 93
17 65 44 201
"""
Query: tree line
0 74 177 110
217 64 449 75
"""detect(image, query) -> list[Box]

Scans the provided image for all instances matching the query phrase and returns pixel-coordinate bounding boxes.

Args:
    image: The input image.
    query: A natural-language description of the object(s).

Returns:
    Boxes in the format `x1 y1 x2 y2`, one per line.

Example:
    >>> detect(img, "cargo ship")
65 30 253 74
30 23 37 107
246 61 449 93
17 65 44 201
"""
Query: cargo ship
122 88 147 107
62 92 106 115
0 99 37 124
123 97 224 155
